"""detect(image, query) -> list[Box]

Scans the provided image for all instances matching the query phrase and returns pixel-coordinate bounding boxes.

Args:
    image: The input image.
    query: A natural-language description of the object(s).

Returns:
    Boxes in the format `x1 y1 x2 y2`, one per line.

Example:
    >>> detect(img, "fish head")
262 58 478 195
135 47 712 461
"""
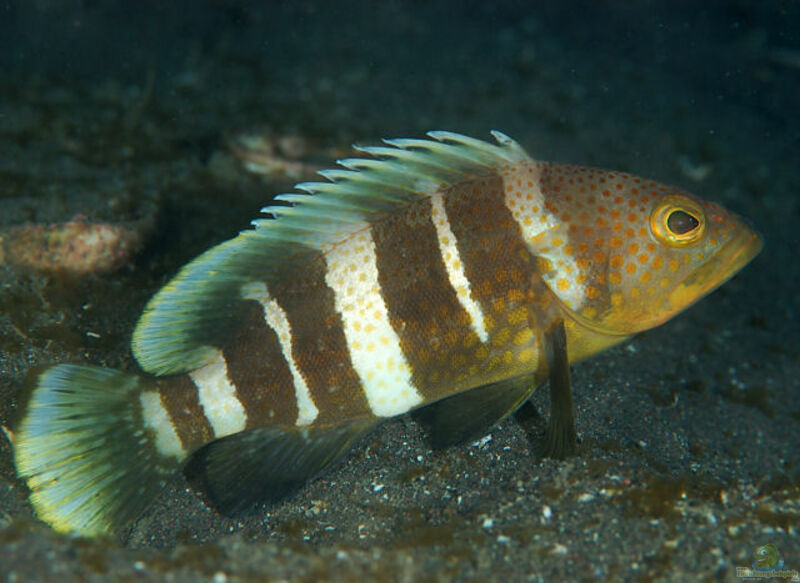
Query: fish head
753 543 780 569
529 164 762 336
646 192 762 329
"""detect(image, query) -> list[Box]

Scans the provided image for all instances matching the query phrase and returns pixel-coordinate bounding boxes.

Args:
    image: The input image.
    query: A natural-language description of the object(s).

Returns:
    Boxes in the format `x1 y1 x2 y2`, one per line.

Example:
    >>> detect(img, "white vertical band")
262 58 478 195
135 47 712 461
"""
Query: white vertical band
325 228 423 416
189 350 247 438
501 164 586 310
139 391 185 459
241 281 319 425
429 193 489 342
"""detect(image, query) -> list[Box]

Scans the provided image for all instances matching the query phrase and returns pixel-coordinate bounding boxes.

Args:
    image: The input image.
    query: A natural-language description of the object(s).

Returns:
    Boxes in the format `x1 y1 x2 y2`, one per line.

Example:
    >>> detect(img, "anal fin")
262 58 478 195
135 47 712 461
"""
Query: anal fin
186 420 375 515
414 375 537 449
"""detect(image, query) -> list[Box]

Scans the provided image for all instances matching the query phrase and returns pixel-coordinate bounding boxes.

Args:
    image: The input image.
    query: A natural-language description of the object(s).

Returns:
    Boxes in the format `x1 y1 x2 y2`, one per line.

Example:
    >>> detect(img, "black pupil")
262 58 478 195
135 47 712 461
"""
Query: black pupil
667 210 699 235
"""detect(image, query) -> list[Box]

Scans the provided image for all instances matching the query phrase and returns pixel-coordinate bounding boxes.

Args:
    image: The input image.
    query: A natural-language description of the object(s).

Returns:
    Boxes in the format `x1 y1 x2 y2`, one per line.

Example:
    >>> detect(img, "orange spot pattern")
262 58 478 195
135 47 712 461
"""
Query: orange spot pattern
526 162 695 322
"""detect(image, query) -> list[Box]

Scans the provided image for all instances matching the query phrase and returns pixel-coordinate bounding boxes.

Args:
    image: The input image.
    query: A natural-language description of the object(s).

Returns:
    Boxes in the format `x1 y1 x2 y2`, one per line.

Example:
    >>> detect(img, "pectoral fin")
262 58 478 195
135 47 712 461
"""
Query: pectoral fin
539 319 577 459
186 420 375 515
414 374 537 449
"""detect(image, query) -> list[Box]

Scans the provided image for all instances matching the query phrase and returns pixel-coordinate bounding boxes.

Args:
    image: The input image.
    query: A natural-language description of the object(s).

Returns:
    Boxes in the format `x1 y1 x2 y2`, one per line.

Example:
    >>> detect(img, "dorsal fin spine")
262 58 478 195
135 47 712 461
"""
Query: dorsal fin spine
354 145 461 173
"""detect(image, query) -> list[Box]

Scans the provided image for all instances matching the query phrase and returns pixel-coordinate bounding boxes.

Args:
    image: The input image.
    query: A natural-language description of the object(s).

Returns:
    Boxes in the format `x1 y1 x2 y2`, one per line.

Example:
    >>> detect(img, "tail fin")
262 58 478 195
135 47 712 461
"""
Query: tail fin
13 365 182 536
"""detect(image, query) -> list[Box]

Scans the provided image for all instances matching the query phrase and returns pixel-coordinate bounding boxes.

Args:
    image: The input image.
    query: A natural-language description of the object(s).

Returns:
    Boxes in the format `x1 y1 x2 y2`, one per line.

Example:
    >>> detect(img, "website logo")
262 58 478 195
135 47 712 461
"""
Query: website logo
736 544 798 581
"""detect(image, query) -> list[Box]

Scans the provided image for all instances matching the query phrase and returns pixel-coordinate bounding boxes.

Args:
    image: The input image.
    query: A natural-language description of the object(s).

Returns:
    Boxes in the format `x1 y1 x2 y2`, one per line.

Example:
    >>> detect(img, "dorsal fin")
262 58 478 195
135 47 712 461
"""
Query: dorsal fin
132 131 531 375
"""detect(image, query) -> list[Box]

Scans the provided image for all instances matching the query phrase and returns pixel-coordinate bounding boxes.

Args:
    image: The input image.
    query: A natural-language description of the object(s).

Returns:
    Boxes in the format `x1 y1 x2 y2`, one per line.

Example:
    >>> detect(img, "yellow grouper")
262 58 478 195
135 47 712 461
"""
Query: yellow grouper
13 131 762 536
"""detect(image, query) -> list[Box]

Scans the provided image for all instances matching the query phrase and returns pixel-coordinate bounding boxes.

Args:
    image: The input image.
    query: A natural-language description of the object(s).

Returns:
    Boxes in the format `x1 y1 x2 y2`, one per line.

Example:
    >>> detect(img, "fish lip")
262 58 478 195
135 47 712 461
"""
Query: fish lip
553 225 762 338
705 226 762 285
726 227 763 273
672 225 763 304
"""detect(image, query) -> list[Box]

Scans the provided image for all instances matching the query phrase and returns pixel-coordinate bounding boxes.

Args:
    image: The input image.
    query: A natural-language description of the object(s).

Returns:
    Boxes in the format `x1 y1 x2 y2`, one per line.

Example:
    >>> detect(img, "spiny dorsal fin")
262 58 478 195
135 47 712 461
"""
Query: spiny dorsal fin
133 131 531 375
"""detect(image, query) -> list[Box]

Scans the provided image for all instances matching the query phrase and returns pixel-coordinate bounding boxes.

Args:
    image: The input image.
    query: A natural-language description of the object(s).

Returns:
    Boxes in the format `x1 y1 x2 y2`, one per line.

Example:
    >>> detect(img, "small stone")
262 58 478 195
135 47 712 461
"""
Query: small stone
541 505 552 522
0 220 147 273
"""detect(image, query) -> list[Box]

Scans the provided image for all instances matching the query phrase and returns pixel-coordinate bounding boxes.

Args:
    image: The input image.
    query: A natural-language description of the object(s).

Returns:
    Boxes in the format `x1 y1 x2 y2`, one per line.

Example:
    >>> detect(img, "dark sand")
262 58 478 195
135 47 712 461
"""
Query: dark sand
0 2 797 581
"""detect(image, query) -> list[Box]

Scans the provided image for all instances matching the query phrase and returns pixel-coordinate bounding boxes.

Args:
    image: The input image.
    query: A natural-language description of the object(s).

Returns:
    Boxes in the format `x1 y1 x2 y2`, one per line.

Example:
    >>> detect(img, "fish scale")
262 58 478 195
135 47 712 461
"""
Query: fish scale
12 131 762 536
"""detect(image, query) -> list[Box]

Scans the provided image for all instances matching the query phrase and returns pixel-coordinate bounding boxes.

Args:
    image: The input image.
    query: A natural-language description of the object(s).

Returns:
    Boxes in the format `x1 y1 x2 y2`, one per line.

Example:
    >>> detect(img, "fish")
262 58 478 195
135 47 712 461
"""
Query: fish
12 131 762 536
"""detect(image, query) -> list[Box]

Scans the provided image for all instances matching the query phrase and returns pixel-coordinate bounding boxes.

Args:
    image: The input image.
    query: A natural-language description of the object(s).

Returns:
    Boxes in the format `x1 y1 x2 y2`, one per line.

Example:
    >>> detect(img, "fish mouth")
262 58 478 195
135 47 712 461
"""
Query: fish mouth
669 225 763 311
557 223 762 338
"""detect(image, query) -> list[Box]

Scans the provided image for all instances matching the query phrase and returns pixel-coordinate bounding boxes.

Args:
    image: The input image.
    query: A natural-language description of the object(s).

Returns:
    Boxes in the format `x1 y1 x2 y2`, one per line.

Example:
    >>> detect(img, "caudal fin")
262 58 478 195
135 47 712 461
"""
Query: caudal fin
13 365 181 536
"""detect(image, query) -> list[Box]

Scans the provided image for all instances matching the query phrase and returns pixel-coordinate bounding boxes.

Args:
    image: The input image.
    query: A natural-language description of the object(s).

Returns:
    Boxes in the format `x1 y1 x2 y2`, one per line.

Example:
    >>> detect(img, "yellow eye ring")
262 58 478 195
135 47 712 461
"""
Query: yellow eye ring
650 194 706 247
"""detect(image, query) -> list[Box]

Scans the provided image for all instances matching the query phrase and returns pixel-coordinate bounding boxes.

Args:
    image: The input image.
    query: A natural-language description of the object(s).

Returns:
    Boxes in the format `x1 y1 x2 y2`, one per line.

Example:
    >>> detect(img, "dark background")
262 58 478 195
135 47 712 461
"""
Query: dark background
0 1 798 581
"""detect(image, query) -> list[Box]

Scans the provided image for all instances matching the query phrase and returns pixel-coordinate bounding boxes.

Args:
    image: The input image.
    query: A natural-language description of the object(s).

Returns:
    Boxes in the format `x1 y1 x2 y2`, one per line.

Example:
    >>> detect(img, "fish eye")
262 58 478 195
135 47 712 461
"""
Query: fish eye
666 210 699 235
650 195 706 247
